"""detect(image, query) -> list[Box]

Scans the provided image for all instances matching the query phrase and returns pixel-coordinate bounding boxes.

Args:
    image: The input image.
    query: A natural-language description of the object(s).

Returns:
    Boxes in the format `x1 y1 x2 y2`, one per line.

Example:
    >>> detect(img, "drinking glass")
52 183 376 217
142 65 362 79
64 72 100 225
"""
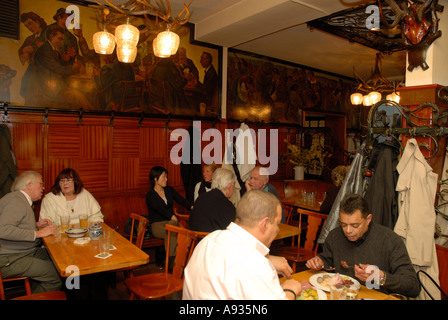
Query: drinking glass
79 213 88 229
345 285 359 300
60 215 70 232
99 231 111 257
330 285 347 300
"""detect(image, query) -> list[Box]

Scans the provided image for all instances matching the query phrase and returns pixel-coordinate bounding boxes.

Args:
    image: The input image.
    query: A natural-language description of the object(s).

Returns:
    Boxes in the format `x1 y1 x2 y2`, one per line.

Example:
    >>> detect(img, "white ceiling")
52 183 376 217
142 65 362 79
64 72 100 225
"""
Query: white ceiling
168 0 406 81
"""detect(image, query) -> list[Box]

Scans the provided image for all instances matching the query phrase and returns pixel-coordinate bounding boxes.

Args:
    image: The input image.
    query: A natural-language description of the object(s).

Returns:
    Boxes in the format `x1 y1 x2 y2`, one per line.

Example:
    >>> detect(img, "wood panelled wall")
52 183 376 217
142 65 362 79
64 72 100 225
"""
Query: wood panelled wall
2 111 298 231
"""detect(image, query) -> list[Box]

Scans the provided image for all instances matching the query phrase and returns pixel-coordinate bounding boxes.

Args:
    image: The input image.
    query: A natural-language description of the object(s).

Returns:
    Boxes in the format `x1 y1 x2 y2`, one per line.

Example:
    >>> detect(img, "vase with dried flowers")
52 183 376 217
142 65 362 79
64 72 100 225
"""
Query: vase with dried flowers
284 137 332 179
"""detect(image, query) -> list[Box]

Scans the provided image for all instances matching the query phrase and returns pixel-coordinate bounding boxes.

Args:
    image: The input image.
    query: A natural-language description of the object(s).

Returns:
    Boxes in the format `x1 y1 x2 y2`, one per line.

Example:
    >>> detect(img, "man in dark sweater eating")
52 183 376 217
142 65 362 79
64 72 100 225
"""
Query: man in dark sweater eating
306 193 421 298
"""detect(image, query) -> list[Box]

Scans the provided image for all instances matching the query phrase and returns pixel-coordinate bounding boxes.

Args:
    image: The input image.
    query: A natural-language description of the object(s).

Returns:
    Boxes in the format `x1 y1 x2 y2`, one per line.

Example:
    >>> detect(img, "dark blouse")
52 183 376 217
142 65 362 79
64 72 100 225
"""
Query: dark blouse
146 186 192 224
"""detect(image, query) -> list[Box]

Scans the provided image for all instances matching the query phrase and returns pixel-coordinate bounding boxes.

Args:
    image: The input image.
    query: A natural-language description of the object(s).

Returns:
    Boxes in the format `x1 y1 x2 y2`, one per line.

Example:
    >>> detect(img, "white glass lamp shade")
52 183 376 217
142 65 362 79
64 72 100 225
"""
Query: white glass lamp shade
386 92 400 103
93 31 116 55
152 35 170 58
362 94 372 107
350 93 363 105
369 91 382 105
116 44 137 63
153 30 180 58
115 23 139 47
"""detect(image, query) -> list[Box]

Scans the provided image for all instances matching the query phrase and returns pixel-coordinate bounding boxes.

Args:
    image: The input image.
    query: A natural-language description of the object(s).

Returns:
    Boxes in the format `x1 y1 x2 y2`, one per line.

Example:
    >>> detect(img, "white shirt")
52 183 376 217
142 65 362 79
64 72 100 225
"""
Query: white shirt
182 222 287 300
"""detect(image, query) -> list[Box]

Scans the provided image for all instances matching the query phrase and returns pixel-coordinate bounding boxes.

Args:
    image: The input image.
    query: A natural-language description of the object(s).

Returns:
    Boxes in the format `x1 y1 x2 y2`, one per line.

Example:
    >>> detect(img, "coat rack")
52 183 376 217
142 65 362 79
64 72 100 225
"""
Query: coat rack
364 86 448 243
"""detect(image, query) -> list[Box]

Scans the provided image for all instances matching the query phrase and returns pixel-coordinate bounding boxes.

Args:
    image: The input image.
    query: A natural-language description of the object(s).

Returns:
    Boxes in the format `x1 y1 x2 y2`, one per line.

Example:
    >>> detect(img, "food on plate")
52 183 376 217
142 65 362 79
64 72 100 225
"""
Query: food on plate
296 280 319 300
316 273 354 289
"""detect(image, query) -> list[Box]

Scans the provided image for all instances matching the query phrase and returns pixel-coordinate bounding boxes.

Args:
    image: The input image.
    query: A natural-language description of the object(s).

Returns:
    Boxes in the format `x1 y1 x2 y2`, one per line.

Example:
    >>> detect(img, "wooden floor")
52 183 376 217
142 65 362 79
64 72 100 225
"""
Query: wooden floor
3 262 180 300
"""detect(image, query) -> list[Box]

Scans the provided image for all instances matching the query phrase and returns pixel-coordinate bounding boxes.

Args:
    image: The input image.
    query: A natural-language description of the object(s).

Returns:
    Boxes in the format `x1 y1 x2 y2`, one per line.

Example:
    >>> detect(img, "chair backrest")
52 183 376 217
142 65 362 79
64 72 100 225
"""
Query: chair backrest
129 213 149 249
297 209 328 253
165 224 197 279
174 209 190 228
282 202 294 224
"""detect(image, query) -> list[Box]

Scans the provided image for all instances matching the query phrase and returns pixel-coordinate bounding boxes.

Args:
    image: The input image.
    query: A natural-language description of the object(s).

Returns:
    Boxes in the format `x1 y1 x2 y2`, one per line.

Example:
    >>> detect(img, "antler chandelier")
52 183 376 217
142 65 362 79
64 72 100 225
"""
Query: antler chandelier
350 52 402 106
91 0 191 63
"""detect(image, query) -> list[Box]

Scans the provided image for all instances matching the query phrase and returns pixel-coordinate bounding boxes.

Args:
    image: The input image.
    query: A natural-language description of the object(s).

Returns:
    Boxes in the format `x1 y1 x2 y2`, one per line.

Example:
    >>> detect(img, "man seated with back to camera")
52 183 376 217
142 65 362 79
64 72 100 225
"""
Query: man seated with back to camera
183 190 301 300
306 193 421 298
189 168 236 233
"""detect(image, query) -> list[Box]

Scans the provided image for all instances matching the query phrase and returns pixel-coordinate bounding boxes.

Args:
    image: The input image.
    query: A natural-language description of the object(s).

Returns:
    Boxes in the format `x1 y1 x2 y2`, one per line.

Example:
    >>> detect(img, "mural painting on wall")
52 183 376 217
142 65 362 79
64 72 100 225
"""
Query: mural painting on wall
227 50 358 127
0 0 220 117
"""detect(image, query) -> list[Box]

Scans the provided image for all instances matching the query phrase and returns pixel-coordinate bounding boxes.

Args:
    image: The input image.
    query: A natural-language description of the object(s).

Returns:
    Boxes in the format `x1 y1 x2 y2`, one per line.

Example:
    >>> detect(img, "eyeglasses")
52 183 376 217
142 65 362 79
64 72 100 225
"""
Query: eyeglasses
59 178 73 184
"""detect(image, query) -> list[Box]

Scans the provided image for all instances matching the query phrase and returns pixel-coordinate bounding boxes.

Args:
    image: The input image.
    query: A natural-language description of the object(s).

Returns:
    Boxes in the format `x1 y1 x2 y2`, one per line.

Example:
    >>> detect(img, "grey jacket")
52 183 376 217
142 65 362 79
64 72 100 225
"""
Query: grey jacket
0 191 39 256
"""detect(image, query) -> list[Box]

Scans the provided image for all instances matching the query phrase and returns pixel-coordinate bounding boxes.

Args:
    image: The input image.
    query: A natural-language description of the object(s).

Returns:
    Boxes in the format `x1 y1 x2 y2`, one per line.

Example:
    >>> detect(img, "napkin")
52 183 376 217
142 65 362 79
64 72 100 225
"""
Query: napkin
74 237 91 245
95 253 112 259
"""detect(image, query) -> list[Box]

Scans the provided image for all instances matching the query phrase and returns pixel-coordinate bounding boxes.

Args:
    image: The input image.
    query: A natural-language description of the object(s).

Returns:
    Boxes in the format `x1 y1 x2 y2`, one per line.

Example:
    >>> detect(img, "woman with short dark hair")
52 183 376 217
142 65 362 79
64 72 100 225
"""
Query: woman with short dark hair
39 168 103 226
146 166 192 259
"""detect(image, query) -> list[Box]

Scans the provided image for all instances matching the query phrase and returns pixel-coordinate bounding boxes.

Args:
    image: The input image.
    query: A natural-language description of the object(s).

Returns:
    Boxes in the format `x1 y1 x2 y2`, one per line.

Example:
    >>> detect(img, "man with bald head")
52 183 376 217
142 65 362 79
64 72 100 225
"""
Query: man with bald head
183 190 301 300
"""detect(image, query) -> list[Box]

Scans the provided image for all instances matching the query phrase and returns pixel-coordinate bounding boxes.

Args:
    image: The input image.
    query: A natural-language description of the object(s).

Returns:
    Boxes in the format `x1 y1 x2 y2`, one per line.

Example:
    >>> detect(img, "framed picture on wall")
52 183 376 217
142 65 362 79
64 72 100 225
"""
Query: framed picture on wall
0 0 221 118
227 49 357 126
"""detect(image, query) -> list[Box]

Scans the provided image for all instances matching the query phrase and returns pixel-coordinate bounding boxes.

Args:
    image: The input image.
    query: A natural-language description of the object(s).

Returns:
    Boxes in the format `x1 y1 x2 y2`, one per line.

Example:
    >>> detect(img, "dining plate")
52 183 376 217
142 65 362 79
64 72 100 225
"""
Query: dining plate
296 288 327 300
309 273 360 292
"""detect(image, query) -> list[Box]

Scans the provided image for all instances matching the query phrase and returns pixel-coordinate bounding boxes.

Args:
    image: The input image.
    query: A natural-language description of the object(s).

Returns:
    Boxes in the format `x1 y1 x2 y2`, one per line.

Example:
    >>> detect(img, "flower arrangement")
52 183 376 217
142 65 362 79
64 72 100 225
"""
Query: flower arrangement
284 137 332 175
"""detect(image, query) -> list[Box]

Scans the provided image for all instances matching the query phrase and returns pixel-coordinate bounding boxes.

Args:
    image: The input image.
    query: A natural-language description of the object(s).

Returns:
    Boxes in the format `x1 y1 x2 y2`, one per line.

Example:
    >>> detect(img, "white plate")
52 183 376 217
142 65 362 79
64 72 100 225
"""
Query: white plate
309 273 360 292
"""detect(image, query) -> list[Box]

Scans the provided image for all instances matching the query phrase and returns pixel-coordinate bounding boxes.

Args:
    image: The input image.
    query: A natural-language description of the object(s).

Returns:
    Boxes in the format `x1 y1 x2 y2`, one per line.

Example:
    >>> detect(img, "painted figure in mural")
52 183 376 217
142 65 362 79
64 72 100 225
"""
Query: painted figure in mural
0 65 16 102
34 25 91 108
151 56 188 114
18 12 48 105
47 8 80 67
199 52 218 112
173 47 201 112
94 50 135 111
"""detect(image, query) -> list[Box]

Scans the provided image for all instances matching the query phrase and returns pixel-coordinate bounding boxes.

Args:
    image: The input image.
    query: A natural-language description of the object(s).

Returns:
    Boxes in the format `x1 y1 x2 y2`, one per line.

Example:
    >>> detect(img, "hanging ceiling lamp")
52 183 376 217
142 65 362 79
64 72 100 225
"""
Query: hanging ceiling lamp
386 91 401 103
92 9 115 55
350 53 403 106
93 30 116 55
153 25 180 58
116 44 138 63
115 17 139 48
368 91 382 105
350 92 363 105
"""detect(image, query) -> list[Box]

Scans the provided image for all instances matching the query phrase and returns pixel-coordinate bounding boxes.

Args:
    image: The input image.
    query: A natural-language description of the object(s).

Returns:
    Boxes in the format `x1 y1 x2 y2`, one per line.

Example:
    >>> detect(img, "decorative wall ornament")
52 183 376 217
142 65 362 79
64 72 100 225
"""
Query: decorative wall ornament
308 0 444 72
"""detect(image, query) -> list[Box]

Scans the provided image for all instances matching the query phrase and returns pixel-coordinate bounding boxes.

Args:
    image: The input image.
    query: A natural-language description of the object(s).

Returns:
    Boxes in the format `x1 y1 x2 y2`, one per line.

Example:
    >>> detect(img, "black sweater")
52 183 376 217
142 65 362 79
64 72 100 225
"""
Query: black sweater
319 223 421 297
146 186 192 224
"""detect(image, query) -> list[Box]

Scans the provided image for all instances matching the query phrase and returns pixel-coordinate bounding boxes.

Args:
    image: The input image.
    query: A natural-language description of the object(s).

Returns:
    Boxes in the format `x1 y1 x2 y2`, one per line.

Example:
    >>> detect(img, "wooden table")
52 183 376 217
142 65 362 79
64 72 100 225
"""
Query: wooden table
43 223 149 277
280 269 395 300
275 223 300 241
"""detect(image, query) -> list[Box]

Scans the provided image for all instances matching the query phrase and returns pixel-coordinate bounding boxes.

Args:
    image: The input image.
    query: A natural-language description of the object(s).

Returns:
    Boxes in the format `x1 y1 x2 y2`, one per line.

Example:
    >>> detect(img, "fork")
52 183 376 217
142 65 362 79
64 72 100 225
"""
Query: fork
320 265 336 272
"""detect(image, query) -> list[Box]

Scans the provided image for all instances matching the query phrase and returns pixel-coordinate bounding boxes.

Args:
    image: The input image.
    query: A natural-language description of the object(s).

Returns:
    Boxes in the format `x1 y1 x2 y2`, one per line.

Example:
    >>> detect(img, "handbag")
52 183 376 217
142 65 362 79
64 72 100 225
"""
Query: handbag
124 218 152 239
417 270 447 300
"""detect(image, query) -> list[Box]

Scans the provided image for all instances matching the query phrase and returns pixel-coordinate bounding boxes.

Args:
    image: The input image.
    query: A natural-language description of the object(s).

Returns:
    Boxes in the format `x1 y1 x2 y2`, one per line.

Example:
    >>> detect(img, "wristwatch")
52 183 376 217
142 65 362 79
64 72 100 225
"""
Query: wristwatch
379 272 387 286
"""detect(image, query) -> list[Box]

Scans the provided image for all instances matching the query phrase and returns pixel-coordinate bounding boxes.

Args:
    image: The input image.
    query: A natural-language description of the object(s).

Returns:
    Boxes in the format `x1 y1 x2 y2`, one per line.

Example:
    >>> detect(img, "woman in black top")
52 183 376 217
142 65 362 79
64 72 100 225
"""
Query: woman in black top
146 166 192 258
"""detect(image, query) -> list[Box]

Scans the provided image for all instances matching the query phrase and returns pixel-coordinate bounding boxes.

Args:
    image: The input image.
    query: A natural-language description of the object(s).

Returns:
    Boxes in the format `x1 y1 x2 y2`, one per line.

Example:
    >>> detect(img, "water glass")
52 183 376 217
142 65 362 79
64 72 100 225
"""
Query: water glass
330 285 347 300
345 285 359 300
99 231 111 257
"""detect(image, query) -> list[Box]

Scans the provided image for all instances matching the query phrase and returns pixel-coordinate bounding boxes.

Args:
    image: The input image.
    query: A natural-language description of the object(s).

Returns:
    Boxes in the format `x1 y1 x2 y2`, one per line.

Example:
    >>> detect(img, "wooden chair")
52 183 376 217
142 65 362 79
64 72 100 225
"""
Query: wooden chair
117 213 150 280
271 208 328 273
12 291 66 300
0 244 32 300
124 224 197 299
128 213 149 249
174 209 190 228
